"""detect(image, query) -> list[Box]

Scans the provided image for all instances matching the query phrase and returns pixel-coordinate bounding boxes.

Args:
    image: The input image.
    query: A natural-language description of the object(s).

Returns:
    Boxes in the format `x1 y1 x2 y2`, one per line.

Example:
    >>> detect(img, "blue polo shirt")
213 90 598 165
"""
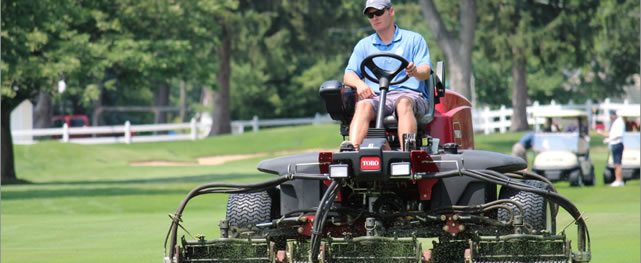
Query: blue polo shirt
345 25 431 95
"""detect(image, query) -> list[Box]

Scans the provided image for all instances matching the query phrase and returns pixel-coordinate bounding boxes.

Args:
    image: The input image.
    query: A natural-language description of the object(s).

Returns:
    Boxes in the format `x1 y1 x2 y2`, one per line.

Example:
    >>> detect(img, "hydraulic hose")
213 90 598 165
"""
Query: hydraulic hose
309 180 340 263
507 170 558 193
481 169 560 217
165 174 326 259
165 166 590 259
458 169 591 253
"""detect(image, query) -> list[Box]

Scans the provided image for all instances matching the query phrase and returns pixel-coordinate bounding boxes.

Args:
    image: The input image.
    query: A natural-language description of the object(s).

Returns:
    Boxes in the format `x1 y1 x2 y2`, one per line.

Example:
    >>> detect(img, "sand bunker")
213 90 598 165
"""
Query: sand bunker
130 148 333 167
130 153 265 167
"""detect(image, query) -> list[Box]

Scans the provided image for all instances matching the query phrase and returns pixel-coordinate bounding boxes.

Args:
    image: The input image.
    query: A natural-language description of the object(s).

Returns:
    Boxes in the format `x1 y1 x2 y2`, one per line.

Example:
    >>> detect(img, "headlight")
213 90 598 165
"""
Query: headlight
391 162 410 176
329 164 349 178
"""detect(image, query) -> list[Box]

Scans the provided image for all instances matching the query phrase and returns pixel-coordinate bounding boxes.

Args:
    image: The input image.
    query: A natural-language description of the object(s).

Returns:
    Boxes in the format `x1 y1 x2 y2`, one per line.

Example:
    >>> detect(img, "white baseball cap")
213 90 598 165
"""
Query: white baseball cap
363 0 392 14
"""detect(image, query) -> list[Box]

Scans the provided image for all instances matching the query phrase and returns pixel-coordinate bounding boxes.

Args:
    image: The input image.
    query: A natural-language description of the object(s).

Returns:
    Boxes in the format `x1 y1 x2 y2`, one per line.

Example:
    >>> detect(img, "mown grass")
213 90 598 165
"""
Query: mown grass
2 124 639 263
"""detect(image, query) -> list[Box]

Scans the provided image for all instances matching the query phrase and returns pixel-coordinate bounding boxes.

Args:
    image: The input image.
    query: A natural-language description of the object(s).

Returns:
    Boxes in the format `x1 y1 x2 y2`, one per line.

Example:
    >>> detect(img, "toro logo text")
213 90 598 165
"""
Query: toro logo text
360 156 381 171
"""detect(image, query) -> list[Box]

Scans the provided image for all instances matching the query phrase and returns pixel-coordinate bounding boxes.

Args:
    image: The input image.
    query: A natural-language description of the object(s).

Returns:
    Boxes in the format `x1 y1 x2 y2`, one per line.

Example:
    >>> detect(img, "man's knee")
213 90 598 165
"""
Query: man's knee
354 101 374 119
396 98 414 115
352 100 375 124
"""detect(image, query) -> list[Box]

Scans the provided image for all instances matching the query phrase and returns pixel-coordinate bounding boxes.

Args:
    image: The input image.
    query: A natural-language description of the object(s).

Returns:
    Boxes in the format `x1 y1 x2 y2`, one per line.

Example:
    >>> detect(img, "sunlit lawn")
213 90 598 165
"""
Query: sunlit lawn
2 125 638 262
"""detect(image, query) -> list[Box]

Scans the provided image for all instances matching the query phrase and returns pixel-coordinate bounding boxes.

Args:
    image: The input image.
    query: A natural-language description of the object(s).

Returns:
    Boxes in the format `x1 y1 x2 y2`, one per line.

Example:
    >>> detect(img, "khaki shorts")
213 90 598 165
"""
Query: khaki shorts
363 90 428 119
512 143 527 162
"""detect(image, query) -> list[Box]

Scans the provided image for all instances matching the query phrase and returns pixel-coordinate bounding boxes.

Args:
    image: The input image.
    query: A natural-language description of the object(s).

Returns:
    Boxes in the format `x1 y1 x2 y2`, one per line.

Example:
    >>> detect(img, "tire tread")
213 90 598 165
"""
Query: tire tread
498 180 551 231
226 192 272 228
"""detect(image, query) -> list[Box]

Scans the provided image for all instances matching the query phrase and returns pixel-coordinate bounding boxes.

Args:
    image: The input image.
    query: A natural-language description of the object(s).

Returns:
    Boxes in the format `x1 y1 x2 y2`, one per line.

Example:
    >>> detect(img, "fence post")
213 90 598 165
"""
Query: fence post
124 121 132 144
499 105 507 133
62 123 69 142
252 115 259 132
530 101 539 127
602 98 612 128
313 113 321 125
586 100 594 129
190 118 197 140
483 106 491 134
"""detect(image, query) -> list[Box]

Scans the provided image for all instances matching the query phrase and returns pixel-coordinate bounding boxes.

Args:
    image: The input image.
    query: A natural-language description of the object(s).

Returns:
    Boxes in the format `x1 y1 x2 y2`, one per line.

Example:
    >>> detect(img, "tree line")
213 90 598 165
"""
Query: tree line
1 0 639 182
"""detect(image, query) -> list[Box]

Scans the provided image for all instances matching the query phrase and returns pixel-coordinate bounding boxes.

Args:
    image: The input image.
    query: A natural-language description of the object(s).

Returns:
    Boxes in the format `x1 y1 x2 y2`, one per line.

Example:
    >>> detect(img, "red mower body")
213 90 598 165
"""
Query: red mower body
428 90 474 149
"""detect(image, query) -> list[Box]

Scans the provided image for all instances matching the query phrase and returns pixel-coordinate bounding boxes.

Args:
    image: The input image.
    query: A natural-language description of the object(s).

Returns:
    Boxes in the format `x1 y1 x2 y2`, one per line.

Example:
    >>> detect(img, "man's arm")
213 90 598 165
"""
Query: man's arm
343 40 375 100
406 62 431 81
409 34 432 81
343 71 374 100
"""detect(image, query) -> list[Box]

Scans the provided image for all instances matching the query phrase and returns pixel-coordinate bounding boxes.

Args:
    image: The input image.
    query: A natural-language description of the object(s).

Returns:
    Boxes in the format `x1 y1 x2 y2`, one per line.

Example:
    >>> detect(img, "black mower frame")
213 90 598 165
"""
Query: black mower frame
164 55 591 263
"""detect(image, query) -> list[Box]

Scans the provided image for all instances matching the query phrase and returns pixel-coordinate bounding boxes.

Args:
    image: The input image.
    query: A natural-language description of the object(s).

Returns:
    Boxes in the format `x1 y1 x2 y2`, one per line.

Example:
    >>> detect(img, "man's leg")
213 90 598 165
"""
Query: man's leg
614 165 623 182
396 97 417 150
349 101 376 149
611 143 625 186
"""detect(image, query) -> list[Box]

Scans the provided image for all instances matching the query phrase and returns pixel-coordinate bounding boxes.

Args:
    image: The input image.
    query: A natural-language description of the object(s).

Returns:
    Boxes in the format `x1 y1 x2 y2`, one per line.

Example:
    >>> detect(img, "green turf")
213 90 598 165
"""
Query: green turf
2 125 639 262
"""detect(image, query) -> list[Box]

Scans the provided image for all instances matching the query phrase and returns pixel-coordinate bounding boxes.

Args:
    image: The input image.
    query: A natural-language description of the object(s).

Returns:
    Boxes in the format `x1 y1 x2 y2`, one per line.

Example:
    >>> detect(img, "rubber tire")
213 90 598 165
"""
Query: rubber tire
603 168 614 184
582 165 595 186
568 170 582 187
498 180 555 233
226 192 272 231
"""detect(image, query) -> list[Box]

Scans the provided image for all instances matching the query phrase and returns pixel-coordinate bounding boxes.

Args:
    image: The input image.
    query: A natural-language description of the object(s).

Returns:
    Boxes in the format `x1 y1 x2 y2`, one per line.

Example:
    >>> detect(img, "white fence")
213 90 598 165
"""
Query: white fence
11 113 336 145
230 113 334 134
472 98 640 134
11 99 639 144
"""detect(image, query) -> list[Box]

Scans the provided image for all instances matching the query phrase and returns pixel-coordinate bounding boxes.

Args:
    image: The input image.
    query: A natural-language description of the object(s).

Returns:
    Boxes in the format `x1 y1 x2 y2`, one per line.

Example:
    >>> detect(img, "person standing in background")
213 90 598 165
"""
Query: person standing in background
512 132 535 164
598 110 625 187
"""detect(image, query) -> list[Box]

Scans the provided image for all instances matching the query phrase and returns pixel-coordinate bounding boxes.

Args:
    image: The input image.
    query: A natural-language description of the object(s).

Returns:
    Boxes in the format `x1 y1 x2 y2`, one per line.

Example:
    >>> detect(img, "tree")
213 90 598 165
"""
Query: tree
173 0 240 135
1 0 112 183
210 18 233 135
228 1 364 120
576 0 640 99
476 0 599 131
419 0 476 100
112 0 194 125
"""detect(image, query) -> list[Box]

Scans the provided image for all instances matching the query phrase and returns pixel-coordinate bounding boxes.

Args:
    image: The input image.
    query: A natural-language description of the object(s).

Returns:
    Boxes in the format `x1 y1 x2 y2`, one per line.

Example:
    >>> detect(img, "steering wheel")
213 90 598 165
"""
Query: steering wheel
360 53 410 85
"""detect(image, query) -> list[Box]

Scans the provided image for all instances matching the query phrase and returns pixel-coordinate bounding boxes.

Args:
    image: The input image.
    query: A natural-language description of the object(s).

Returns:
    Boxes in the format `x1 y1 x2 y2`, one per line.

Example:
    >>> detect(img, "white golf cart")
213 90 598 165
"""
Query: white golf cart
531 109 595 186
603 107 641 184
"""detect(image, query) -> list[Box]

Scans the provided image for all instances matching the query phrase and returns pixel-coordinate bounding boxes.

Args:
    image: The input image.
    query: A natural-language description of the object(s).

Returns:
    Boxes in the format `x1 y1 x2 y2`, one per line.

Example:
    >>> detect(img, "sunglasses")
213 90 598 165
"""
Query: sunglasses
365 8 387 19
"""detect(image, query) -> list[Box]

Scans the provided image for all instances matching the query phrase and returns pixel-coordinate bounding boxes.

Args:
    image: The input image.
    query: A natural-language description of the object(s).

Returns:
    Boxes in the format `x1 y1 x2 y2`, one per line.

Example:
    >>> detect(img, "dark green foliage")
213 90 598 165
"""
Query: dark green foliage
474 0 638 106
3 0 637 117
580 0 640 98
2 0 639 179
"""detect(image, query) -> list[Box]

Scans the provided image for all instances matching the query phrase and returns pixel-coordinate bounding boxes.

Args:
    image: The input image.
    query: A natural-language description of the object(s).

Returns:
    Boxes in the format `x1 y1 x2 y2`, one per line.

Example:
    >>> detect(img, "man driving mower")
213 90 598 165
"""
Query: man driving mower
343 0 432 151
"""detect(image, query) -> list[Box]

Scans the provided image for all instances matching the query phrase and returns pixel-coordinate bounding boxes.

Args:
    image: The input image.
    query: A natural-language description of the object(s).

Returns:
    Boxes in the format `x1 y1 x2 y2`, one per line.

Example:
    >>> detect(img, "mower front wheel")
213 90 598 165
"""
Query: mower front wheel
226 191 272 237
498 180 556 233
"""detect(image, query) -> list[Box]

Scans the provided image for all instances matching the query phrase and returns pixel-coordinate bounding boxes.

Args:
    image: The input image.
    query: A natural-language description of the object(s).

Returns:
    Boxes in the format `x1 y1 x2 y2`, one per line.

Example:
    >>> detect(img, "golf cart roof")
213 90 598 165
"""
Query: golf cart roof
617 107 640 118
532 109 588 118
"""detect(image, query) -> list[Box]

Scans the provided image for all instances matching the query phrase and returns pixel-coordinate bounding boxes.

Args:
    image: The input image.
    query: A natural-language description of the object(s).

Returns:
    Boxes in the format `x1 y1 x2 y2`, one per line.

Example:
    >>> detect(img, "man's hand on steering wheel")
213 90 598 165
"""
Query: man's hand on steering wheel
360 53 410 85
354 53 413 100
405 62 417 78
